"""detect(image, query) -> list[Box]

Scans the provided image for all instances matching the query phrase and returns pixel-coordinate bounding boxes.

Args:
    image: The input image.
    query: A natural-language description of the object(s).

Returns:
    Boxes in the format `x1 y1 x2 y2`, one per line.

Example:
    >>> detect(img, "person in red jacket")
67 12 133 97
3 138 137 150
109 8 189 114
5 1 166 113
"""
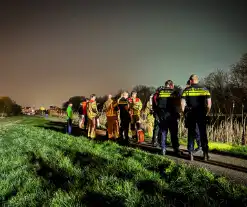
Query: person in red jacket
78 98 88 130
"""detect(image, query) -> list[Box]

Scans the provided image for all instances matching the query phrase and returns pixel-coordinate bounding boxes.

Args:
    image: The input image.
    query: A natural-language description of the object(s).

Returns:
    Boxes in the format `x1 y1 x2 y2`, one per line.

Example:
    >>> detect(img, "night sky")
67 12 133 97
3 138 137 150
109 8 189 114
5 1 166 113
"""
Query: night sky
1 0 247 108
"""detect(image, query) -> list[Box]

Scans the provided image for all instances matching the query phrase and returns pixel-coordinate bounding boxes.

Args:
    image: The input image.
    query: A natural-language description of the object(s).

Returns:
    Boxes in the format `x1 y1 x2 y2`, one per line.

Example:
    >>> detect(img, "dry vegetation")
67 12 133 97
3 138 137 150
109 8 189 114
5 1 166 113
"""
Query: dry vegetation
65 112 247 145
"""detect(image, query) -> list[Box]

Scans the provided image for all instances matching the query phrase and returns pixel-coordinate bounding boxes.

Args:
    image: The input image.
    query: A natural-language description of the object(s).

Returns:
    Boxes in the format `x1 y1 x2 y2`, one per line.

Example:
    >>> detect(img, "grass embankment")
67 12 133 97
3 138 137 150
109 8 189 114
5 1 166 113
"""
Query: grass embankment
0 119 247 206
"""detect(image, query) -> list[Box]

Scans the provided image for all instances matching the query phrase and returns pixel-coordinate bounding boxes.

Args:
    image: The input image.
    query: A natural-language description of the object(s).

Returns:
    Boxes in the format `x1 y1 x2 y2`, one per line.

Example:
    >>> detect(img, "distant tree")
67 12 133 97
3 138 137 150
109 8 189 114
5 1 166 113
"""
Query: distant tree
0 97 22 116
114 89 125 100
132 85 156 108
96 95 108 111
11 102 22 115
0 97 13 116
69 96 84 111
204 69 232 114
62 101 69 112
174 85 182 92
61 96 83 112
230 53 247 90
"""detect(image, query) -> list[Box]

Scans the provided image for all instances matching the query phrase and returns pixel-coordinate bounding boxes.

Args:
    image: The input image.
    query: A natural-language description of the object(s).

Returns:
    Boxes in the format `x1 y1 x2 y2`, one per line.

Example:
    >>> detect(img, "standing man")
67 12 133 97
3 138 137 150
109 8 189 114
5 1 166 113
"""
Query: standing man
103 94 119 140
152 86 164 147
87 94 98 139
66 102 73 135
118 91 131 145
128 91 143 140
144 94 155 138
181 74 212 161
183 80 201 151
155 80 180 155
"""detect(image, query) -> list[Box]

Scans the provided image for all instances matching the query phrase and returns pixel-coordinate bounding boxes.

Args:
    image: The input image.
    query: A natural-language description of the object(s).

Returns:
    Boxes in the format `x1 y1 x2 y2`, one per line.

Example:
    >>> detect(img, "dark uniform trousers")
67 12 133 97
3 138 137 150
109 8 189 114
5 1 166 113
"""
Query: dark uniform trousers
184 109 201 148
187 112 208 152
152 114 160 145
159 113 179 151
119 117 130 144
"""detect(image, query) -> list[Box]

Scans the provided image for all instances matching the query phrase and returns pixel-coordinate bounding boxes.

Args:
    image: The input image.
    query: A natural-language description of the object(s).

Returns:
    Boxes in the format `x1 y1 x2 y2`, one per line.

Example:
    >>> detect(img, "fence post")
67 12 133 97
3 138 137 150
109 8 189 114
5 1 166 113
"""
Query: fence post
241 103 246 145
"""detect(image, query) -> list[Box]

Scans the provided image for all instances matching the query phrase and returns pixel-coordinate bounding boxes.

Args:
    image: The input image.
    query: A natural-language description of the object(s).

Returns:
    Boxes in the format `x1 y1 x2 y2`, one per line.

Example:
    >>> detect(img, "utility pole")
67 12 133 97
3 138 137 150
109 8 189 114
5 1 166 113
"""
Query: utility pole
242 100 246 145
231 100 235 130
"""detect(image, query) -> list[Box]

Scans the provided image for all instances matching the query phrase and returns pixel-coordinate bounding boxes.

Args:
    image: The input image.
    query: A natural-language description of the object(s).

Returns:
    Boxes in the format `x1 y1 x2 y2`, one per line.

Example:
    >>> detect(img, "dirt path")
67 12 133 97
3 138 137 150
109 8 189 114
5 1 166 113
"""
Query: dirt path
96 129 247 185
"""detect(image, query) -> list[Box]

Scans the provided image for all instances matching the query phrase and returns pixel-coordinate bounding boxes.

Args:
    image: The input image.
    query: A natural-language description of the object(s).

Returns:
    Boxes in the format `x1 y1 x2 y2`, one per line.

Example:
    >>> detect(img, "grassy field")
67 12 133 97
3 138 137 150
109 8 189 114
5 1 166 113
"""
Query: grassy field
0 116 247 206
17 115 247 158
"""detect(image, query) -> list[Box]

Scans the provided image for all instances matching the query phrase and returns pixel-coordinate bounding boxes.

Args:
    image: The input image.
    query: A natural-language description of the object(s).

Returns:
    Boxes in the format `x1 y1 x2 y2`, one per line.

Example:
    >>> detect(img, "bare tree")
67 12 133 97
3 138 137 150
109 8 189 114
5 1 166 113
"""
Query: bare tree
204 69 232 114
230 53 247 90
132 85 156 108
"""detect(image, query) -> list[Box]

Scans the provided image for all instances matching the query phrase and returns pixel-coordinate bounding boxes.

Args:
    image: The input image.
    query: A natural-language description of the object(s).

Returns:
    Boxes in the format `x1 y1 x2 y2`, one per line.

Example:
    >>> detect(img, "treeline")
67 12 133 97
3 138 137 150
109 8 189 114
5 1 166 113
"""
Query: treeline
203 53 247 114
0 97 22 116
63 53 247 115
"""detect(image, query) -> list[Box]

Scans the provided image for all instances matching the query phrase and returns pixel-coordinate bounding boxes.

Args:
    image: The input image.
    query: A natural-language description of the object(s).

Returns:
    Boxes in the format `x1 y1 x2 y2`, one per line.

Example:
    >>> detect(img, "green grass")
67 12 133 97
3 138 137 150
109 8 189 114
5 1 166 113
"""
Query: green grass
145 133 247 158
0 119 247 206
179 139 247 157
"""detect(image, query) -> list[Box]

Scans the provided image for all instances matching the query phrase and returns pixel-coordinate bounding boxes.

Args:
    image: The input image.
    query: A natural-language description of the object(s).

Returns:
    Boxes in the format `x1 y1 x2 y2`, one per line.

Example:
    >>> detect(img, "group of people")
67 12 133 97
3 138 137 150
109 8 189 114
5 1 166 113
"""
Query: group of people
66 74 212 161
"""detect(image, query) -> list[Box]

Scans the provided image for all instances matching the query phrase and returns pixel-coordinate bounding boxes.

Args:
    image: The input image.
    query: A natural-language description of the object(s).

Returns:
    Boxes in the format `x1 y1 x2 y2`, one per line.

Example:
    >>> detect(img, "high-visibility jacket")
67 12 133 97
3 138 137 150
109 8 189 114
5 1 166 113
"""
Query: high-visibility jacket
87 100 98 119
128 98 142 116
144 101 154 123
181 84 211 113
66 106 73 120
103 99 118 117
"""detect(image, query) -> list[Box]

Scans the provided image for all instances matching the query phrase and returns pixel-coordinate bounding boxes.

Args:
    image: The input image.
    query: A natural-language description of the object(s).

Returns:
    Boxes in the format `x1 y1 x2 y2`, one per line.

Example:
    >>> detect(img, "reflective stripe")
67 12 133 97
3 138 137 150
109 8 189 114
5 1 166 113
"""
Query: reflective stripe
159 91 174 98
182 89 210 97
118 101 128 105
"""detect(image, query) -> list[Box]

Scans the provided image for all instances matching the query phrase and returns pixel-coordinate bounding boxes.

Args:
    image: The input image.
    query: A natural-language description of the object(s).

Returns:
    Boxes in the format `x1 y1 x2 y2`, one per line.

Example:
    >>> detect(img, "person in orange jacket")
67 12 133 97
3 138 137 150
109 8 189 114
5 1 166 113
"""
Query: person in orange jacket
103 94 119 139
128 91 143 139
87 94 98 139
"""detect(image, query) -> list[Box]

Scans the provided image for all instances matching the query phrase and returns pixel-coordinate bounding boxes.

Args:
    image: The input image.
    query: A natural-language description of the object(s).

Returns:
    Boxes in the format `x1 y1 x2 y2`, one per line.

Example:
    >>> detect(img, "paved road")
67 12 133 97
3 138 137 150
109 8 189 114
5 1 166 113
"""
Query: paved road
133 142 247 185
96 129 247 185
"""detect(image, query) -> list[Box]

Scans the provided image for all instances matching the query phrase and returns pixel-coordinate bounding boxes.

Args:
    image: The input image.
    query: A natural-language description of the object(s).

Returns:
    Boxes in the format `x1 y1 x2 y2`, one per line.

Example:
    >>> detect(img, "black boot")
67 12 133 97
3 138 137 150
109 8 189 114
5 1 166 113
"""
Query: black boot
173 148 181 156
203 151 209 161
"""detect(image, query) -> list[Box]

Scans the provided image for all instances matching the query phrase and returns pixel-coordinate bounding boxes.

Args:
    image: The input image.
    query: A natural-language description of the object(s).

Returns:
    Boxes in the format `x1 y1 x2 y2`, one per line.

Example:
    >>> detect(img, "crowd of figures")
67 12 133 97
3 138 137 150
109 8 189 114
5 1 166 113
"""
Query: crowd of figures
66 74 212 161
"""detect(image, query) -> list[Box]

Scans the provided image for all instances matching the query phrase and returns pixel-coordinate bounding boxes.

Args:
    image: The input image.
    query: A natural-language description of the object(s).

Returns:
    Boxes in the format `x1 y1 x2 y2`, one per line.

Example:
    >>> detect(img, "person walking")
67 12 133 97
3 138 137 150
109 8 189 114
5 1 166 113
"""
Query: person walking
183 80 201 152
181 74 212 161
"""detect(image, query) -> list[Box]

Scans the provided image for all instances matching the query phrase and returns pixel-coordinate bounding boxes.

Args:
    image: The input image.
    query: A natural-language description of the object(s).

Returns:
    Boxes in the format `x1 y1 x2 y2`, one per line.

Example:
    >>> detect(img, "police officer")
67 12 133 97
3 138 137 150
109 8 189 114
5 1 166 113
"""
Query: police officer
156 80 180 155
152 86 164 147
183 80 201 152
118 91 131 145
181 74 212 161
